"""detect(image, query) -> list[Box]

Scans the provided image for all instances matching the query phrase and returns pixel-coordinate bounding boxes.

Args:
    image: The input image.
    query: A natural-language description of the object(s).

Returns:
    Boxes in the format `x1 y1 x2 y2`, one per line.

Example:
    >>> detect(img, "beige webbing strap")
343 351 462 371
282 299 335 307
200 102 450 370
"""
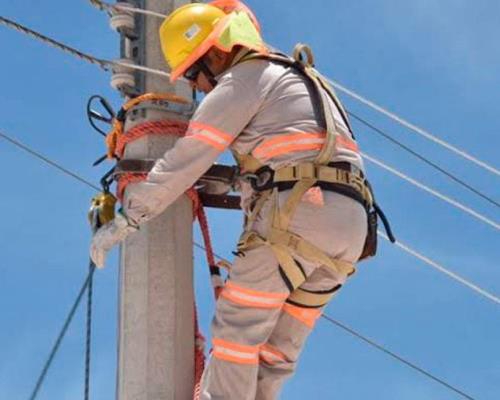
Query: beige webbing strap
267 228 355 277
292 44 338 165
236 231 307 291
273 163 373 208
273 178 316 231
288 287 337 308
316 73 353 134
271 243 308 290
232 151 264 173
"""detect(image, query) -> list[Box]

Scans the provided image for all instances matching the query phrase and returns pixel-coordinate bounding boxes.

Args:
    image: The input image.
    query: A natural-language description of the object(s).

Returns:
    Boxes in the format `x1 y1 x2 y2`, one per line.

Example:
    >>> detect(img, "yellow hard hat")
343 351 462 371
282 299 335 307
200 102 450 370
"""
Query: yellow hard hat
160 2 267 82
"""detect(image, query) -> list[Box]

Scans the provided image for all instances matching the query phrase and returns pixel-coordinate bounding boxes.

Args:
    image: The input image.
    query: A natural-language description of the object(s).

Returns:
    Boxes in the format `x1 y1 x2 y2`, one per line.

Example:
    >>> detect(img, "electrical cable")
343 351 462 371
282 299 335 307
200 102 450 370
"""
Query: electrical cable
0 15 172 80
320 315 476 400
326 78 500 177
0 130 100 191
377 231 500 305
192 245 477 400
362 152 500 231
90 0 168 19
28 264 96 400
349 112 500 209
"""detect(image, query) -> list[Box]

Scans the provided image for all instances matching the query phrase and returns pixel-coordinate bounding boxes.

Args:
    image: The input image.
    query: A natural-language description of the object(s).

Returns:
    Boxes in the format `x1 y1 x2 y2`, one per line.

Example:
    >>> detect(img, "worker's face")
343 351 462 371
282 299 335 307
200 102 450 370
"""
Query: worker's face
186 48 232 94
191 69 213 94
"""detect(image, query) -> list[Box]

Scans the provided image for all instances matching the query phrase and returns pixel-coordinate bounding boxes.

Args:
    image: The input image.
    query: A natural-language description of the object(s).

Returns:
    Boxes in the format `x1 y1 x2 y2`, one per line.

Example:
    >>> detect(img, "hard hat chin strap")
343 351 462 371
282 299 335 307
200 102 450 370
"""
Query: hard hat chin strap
197 59 219 88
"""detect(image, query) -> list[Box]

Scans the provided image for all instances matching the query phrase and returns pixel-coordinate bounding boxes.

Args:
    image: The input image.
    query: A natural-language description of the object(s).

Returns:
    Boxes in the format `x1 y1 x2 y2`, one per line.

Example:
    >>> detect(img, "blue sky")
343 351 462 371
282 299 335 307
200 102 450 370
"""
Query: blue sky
1 1 499 399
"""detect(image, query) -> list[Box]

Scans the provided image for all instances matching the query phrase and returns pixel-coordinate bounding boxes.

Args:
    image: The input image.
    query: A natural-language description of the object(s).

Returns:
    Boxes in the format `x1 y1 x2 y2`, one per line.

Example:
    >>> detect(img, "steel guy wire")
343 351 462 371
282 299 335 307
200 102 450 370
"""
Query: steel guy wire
377 231 500 305
0 130 101 191
2 127 499 305
192 245 477 400
28 264 96 400
362 152 500 231
349 112 500 209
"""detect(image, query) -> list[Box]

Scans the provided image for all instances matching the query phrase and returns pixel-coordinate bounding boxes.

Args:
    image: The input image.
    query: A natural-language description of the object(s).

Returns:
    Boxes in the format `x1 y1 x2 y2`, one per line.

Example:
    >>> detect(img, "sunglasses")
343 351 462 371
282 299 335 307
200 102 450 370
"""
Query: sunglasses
183 63 203 82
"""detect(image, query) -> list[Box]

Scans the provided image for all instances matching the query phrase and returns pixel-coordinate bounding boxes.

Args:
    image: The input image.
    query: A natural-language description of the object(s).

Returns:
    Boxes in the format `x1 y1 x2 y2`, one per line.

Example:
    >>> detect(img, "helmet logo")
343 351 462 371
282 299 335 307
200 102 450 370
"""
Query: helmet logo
184 24 201 41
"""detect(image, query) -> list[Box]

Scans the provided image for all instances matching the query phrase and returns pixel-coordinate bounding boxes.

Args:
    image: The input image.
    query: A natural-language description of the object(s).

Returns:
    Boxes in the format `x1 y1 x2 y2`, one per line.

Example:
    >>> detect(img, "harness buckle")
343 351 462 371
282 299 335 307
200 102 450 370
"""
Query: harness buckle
245 166 275 191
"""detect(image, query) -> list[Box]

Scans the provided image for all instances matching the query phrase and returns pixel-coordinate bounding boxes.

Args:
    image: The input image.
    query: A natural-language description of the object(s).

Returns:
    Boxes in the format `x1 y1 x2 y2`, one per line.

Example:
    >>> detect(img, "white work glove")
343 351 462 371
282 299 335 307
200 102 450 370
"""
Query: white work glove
90 211 138 268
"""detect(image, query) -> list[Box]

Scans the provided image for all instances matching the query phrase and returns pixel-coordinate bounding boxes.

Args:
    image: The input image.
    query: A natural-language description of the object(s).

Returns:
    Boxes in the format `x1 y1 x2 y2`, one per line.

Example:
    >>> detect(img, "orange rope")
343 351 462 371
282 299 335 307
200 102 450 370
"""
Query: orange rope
105 93 189 159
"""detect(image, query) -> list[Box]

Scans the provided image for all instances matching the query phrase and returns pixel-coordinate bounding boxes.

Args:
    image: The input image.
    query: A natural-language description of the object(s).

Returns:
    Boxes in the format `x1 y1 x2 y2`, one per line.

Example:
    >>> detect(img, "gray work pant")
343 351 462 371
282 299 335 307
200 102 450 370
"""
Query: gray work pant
200 191 367 400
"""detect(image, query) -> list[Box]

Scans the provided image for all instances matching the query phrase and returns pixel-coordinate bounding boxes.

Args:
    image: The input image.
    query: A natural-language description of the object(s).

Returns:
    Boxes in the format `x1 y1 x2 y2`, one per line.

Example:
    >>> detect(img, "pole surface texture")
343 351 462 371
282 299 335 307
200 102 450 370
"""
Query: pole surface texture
117 1 195 399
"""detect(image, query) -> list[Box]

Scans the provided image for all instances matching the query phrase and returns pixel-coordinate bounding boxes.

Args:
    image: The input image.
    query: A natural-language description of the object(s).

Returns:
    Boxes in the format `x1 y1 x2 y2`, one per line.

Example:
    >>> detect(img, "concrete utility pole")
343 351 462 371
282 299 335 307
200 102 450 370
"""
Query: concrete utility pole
110 1 195 399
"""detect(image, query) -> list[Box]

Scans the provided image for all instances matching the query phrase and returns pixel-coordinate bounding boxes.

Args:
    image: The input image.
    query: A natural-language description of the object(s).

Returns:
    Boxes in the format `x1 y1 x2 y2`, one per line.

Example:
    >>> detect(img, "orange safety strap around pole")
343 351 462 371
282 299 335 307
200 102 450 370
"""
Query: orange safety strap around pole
105 93 189 160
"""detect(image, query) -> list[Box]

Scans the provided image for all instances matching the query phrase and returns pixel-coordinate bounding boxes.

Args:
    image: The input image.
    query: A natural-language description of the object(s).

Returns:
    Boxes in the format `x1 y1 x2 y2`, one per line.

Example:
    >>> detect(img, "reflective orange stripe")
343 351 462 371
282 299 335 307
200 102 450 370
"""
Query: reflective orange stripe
252 131 359 160
220 281 288 309
187 121 233 151
256 143 324 160
259 344 288 365
336 135 359 153
255 132 326 151
212 338 260 365
253 132 325 160
283 303 322 328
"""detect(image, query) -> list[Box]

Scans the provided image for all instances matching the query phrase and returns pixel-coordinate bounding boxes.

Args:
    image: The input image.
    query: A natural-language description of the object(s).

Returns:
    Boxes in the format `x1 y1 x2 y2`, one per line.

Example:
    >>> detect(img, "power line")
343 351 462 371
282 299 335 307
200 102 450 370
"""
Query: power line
90 0 167 19
320 315 476 400
349 112 500 209
192 245 477 400
29 265 96 400
0 130 100 191
363 152 500 231
3 127 498 305
0 15 171 79
327 78 500 177
0 16 108 70
377 231 500 305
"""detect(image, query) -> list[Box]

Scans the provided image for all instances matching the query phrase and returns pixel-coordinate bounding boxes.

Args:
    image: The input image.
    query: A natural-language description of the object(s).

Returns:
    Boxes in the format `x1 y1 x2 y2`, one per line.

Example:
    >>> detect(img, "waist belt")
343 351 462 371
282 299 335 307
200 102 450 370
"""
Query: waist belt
246 162 373 209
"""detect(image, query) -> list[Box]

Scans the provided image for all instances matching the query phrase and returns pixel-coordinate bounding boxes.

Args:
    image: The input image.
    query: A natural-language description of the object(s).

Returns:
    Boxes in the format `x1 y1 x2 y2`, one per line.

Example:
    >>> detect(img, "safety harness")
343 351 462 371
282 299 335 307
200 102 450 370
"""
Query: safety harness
233 44 395 309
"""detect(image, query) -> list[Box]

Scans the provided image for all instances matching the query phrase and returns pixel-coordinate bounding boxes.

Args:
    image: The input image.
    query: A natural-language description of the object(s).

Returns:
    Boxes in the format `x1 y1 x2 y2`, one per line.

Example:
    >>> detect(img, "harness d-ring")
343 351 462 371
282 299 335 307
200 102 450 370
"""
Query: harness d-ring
293 43 315 67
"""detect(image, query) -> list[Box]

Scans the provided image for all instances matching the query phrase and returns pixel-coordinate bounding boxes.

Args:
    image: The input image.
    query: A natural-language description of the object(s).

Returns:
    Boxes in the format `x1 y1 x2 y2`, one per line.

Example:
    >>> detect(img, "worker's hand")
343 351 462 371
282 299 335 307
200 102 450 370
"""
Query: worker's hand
90 211 138 268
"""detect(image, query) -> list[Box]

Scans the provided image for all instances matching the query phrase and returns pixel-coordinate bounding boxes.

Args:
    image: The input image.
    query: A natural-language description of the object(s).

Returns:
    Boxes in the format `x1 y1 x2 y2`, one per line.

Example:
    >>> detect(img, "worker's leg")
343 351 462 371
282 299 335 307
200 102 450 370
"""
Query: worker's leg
255 267 346 400
199 245 290 400
255 191 367 399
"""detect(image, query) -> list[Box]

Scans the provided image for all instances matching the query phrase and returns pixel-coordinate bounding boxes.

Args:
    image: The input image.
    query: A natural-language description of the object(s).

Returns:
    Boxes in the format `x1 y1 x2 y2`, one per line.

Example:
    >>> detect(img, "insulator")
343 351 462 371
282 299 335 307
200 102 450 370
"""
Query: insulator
110 59 136 94
109 3 136 38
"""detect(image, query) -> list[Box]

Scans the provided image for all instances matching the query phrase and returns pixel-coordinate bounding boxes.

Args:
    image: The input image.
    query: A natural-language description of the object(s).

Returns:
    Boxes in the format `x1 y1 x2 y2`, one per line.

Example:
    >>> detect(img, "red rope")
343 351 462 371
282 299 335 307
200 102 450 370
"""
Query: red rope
115 119 187 158
115 120 218 399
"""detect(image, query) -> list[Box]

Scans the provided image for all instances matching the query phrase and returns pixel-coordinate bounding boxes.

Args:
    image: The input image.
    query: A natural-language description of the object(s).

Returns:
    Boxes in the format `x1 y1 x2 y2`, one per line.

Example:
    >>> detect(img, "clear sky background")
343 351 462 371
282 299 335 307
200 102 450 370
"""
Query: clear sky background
1 1 499 399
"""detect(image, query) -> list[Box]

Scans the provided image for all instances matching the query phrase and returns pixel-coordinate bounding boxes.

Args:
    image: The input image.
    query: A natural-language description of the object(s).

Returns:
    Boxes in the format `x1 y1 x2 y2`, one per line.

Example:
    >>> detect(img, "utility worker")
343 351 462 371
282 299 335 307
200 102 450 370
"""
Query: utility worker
91 1 380 399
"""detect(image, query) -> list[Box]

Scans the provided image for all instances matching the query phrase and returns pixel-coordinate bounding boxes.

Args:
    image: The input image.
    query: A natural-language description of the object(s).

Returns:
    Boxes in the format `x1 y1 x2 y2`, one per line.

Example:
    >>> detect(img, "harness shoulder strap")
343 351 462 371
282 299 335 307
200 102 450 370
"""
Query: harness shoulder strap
240 46 354 153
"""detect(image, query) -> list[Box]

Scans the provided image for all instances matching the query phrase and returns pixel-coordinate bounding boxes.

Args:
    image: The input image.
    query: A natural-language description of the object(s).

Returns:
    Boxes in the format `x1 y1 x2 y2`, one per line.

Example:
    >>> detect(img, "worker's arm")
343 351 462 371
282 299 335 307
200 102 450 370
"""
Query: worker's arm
124 75 263 224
